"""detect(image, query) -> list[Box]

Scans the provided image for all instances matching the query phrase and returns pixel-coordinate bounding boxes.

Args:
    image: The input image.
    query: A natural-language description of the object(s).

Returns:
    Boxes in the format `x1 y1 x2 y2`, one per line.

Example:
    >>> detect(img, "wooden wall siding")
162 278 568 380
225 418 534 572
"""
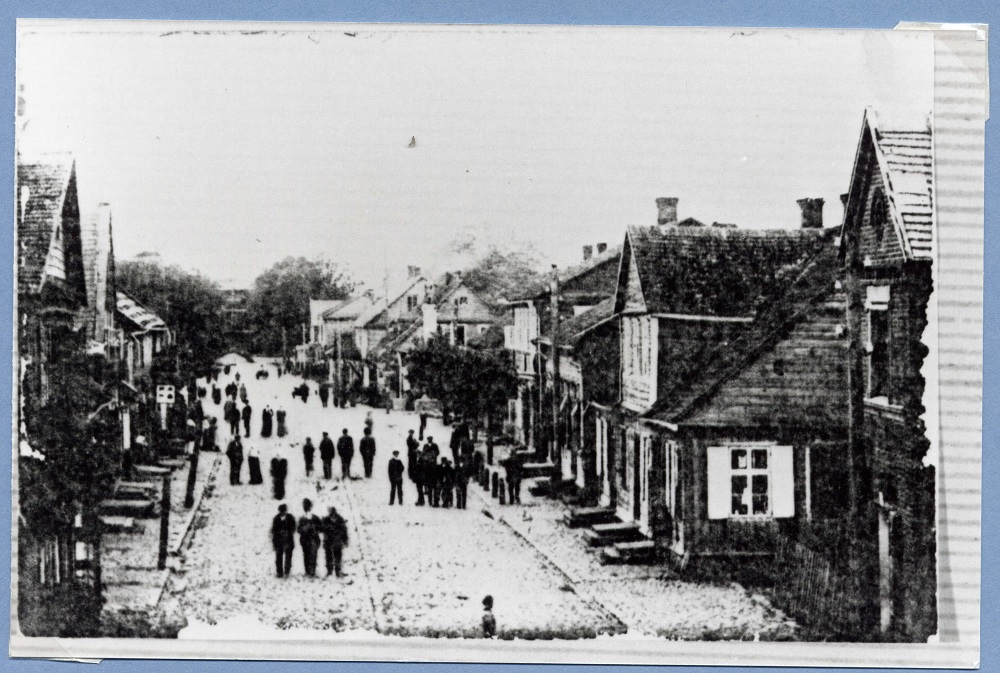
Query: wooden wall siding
684 434 813 555
622 316 656 410
683 295 849 428
856 163 909 267
577 318 620 408
623 249 646 313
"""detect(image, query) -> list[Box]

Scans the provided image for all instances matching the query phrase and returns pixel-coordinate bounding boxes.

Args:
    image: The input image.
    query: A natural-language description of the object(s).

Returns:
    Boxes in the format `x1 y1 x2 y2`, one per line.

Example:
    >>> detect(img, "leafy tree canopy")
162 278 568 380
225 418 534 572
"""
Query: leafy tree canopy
460 244 544 306
117 259 228 377
246 256 354 356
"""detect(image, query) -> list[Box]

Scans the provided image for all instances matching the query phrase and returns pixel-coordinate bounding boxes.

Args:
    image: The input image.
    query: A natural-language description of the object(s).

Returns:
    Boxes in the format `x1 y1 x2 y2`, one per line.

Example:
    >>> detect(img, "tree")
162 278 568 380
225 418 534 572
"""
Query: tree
117 260 228 378
461 244 545 305
245 256 354 356
406 336 517 443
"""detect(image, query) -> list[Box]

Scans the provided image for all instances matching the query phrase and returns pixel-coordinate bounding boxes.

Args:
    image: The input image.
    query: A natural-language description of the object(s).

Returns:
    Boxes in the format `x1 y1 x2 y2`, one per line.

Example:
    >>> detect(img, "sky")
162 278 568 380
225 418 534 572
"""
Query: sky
16 22 934 290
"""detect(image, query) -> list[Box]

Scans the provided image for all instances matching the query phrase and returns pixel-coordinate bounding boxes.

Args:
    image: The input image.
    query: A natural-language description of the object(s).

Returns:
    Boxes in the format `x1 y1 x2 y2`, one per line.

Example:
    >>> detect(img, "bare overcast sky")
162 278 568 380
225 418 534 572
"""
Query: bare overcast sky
16 22 933 290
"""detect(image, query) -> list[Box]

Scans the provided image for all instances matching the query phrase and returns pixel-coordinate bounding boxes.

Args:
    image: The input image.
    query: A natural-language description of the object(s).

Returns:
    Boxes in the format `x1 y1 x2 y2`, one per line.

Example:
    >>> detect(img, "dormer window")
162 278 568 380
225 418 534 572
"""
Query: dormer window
871 189 888 245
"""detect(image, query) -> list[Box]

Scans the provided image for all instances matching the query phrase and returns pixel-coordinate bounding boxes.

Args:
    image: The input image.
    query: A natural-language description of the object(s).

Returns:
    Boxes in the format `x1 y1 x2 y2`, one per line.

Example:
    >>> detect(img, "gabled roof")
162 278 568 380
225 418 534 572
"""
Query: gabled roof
356 275 426 328
644 228 843 425
510 246 622 302
368 320 423 361
537 297 617 349
433 281 498 323
617 224 827 318
116 291 168 332
842 108 934 260
321 296 373 322
311 298 349 325
17 155 80 295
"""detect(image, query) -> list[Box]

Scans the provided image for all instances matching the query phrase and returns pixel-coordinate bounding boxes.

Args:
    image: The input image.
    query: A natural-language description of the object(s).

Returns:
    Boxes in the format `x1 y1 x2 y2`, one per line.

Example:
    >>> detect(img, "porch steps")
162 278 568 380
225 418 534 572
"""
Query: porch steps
563 506 617 529
600 540 657 565
521 461 557 479
115 481 158 499
99 515 138 533
157 457 188 470
134 464 171 478
583 521 644 547
100 498 156 519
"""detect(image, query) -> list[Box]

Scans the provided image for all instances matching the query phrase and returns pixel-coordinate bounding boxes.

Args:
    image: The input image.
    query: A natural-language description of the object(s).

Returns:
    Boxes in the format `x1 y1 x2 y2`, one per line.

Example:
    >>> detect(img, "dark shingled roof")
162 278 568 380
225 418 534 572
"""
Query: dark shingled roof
510 247 622 302
644 228 843 425
538 297 617 349
622 225 827 318
17 155 75 295
368 320 422 361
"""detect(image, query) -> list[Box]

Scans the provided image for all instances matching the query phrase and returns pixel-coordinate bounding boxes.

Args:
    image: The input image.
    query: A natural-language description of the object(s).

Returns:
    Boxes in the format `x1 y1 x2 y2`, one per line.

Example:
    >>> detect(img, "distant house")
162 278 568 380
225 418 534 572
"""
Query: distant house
116 291 172 385
503 244 621 450
591 198 849 568
16 155 96 634
535 296 619 494
840 109 936 641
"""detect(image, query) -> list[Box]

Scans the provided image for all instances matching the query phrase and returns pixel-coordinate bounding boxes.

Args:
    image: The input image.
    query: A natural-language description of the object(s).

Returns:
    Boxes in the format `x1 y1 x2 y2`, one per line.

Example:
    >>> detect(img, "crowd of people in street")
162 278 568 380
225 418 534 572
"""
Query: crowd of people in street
270 499 350 578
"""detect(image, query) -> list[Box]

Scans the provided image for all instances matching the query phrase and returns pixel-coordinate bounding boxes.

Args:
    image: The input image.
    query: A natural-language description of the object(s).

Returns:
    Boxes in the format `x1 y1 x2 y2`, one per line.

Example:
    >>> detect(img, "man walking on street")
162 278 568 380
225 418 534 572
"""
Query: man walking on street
388 450 405 505
319 383 329 408
406 430 423 505
241 403 252 438
360 427 376 478
321 506 349 577
419 412 428 440
271 504 296 578
319 432 335 480
225 435 244 485
450 421 470 465
455 456 469 510
337 428 355 480
298 498 321 577
302 437 316 477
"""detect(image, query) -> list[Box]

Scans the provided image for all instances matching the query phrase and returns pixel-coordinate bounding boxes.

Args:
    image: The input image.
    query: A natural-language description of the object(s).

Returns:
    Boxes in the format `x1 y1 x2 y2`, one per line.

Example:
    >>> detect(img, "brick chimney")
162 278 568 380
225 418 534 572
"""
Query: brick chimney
596 242 608 255
656 197 679 225
582 245 593 261
797 198 825 229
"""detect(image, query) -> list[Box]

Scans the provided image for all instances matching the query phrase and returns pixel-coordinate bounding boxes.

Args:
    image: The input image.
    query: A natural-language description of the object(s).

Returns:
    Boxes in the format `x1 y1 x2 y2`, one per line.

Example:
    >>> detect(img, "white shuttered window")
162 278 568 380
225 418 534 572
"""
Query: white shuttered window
707 445 795 520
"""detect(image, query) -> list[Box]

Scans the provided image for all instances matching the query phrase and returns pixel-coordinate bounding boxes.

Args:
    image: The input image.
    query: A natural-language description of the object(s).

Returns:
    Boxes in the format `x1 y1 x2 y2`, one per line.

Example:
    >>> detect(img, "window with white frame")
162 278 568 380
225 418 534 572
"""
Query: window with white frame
624 317 651 378
707 445 795 520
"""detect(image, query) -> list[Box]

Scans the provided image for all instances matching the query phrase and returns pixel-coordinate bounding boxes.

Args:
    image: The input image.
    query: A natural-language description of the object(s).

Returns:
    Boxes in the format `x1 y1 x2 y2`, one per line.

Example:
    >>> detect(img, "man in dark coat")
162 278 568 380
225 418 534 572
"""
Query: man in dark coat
298 498 321 577
419 412 428 440
302 437 316 476
212 385 222 405
225 435 243 485
319 432 335 480
337 429 355 480
271 504 296 577
359 427 376 478
224 399 238 436
202 417 218 452
241 403 252 438
388 450 405 505
406 430 423 505
440 459 454 508
270 455 288 500
319 383 330 408
449 421 470 465
504 451 524 505
321 506 349 577
261 406 273 438
454 456 469 510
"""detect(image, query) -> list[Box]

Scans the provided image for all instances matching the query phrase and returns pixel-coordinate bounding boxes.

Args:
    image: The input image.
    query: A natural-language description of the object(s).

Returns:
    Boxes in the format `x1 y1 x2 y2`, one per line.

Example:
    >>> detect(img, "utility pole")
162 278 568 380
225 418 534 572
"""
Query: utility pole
550 264 561 473
336 326 343 407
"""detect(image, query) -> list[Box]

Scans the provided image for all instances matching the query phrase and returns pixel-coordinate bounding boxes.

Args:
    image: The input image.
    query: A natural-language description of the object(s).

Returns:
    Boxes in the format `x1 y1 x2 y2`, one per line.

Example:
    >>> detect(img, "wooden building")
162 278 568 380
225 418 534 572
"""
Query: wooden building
840 109 936 641
587 199 850 568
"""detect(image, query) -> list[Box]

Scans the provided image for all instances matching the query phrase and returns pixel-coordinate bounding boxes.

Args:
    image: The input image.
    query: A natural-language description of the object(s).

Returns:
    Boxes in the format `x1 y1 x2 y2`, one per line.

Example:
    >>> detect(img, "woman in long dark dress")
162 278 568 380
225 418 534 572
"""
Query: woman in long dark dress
276 408 287 437
270 456 287 499
248 446 263 484
261 407 273 438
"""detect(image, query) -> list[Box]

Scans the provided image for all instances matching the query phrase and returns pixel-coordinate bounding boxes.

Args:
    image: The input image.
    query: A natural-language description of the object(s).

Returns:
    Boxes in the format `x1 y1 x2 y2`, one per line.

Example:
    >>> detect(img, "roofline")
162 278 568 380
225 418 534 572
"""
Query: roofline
639 417 679 432
865 108 918 259
650 312 755 323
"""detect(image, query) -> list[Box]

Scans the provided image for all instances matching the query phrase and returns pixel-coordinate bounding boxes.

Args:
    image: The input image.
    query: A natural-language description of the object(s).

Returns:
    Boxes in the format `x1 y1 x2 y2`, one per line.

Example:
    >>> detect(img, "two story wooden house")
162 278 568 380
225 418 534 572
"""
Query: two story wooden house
16 155 95 634
590 200 849 569
503 245 621 455
840 109 936 641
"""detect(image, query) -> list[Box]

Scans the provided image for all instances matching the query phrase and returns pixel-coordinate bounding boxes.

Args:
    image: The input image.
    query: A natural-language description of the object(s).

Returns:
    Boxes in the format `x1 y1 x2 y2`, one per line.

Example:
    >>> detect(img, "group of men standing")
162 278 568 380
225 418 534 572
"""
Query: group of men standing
304 425 378 481
270 499 349 578
403 423 477 509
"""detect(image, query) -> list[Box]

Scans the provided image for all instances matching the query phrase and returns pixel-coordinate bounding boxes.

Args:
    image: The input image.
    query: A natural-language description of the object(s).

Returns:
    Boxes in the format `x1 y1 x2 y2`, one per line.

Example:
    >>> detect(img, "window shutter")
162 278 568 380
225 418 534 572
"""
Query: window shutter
706 446 730 520
771 445 795 518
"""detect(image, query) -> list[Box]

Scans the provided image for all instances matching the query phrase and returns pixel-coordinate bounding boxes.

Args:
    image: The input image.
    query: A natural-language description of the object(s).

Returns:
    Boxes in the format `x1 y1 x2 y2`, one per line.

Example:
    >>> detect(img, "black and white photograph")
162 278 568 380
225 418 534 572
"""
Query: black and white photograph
10 20 985 665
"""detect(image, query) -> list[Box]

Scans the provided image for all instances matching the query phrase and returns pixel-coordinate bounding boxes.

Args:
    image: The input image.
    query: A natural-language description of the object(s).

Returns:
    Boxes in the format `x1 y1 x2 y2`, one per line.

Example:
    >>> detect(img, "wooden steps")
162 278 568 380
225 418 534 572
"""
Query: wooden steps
521 461 557 479
157 457 188 470
115 481 158 499
134 464 170 477
564 505 617 528
100 498 155 518
583 521 643 547
99 515 138 533
600 540 657 565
